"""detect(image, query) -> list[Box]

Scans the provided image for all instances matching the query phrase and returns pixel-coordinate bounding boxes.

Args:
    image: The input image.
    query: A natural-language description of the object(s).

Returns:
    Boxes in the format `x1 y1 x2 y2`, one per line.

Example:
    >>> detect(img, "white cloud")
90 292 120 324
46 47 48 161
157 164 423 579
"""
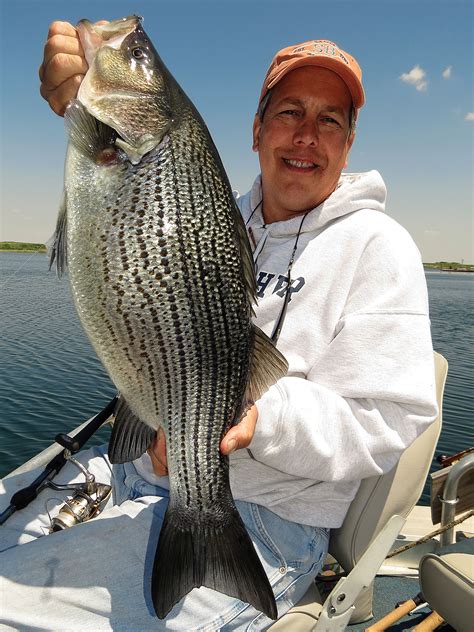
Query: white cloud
400 65 428 91
465 112 474 121
442 66 452 79
424 229 441 237
7 208 33 220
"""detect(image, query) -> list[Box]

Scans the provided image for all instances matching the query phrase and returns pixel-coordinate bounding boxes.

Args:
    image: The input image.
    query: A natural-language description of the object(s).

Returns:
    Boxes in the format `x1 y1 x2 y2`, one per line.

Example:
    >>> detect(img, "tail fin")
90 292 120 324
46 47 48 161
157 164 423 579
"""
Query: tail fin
151 503 277 620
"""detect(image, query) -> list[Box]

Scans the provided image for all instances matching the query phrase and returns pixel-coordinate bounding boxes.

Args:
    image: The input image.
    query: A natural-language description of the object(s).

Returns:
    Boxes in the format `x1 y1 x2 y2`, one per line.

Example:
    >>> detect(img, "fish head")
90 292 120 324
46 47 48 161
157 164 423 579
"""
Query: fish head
76 16 172 162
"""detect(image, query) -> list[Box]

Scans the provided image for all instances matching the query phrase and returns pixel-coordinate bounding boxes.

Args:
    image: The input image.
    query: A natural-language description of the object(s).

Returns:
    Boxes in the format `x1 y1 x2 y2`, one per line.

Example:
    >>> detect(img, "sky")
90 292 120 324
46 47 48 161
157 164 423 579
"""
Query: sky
1 0 473 262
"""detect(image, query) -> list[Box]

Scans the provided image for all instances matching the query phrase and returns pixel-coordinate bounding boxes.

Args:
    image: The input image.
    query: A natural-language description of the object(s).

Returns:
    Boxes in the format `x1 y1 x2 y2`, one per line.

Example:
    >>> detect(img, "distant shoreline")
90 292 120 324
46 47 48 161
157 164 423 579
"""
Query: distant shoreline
1 243 472 272
0 249 47 253
424 264 473 273
425 269 474 273
0 242 46 253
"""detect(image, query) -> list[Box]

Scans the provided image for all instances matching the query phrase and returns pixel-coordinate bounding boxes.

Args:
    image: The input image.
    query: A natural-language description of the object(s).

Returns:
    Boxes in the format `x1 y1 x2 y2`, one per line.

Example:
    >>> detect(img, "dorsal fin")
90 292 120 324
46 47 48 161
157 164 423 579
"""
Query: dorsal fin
234 199 258 312
48 190 68 277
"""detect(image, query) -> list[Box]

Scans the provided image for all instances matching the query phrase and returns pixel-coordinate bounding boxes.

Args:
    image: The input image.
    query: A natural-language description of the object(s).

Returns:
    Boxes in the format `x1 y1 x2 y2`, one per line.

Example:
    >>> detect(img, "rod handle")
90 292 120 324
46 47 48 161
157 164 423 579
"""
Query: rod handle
365 597 420 632
413 611 444 631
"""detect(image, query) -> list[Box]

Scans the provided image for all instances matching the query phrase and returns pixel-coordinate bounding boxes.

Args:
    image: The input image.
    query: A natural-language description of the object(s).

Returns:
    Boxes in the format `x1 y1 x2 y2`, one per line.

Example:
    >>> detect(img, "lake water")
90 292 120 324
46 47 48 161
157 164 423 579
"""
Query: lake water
1 252 473 504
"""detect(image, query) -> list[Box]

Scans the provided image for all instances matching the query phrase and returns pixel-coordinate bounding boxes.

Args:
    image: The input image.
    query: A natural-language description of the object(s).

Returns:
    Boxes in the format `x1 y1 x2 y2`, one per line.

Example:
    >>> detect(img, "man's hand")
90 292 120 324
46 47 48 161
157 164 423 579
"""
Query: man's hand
39 20 108 116
39 21 87 116
147 404 258 476
147 427 169 476
220 404 258 455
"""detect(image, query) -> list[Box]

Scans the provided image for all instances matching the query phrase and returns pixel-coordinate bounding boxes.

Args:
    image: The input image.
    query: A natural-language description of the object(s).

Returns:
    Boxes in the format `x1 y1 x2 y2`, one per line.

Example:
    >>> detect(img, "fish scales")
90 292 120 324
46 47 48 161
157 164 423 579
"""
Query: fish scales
69 125 249 504
67 109 251 554
52 15 287 620
166 121 249 508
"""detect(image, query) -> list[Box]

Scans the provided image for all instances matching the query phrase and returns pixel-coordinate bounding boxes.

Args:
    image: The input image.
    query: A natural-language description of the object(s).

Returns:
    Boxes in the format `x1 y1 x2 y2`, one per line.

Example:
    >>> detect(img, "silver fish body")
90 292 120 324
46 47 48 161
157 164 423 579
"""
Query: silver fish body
52 16 287 620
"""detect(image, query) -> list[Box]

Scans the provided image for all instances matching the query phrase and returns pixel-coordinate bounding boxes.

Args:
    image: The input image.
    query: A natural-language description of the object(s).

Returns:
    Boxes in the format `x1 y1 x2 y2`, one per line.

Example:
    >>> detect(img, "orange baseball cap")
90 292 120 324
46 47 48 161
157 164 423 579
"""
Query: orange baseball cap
259 40 365 110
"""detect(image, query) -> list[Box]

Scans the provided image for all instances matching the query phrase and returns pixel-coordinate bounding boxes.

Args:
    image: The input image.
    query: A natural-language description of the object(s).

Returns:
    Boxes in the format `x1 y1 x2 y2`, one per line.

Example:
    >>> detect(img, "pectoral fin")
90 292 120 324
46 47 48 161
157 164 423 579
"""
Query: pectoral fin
65 99 118 160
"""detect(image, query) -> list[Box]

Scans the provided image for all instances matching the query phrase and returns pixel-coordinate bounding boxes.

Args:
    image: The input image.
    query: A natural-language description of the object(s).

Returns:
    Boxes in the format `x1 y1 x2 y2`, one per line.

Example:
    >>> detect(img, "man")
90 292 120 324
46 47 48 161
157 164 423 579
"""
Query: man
0 23 437 631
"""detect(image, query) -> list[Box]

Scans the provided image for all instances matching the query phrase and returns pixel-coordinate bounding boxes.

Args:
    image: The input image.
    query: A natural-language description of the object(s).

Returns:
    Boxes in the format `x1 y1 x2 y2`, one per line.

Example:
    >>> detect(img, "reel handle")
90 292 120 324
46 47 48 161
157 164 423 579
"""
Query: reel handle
55 433 81 454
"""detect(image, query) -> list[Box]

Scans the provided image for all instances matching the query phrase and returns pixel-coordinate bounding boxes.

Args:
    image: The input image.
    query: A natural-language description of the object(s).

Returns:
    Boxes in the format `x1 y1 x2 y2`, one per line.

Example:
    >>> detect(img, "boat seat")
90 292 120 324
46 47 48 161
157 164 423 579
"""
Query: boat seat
419 534 474 631
269 351 448 631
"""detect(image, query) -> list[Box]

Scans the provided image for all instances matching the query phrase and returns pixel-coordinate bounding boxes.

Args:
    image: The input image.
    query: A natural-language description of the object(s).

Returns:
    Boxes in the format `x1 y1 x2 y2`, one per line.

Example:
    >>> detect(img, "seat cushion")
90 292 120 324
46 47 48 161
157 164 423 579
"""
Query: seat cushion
268 582 323 630
419 540 474 632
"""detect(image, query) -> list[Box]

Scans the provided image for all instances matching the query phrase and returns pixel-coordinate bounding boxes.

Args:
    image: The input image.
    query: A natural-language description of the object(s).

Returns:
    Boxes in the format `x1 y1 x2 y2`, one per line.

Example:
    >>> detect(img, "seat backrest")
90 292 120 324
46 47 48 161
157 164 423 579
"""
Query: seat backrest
329 351 448 572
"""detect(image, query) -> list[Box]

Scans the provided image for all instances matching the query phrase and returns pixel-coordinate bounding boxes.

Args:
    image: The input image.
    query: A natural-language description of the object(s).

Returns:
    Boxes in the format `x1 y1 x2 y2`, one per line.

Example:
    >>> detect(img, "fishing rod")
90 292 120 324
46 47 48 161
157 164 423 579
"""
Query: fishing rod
0 396 117 526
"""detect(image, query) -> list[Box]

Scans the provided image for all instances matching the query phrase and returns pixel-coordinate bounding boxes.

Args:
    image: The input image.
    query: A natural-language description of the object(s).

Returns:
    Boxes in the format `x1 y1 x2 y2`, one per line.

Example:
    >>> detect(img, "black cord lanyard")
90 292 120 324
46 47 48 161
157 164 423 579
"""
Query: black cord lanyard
246 200 308 344
270 212 308 343
245 200 262 227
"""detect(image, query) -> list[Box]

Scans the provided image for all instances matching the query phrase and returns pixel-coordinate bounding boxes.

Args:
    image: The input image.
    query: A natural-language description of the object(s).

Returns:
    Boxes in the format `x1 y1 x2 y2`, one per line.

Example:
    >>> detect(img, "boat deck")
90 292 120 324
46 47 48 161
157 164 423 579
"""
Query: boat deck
350 505 473 630
349 575 455 631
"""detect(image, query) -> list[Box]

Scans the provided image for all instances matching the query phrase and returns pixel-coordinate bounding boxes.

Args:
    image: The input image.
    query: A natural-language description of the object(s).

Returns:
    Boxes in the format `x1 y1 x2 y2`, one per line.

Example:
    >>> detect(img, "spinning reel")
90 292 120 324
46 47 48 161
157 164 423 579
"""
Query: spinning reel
45 432 112 532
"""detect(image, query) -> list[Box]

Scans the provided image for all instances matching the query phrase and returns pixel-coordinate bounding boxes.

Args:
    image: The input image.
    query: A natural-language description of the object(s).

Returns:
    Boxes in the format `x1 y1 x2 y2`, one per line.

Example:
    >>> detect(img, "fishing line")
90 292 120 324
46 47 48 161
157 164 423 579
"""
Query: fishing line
0 249 43 291
44 496 67 528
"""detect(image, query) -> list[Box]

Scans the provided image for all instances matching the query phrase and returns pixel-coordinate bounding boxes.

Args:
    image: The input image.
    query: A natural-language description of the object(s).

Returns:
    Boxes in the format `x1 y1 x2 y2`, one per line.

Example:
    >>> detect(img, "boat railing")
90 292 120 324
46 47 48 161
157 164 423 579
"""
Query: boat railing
439 452 474 546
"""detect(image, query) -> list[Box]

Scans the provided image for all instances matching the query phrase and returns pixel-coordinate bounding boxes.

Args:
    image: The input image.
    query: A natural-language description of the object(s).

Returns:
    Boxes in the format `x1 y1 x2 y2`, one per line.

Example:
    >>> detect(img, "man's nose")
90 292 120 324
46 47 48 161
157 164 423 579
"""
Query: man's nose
293 118 319 146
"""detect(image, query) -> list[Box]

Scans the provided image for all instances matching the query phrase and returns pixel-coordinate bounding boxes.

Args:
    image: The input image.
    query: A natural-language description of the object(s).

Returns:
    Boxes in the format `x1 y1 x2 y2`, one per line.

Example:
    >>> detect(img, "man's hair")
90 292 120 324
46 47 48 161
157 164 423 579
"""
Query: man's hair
257 89 357 133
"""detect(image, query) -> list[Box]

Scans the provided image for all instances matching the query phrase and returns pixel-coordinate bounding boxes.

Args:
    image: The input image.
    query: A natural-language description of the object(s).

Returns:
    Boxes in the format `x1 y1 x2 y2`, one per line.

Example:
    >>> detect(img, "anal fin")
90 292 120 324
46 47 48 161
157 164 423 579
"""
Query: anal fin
246 326 289 404
108 396 156 463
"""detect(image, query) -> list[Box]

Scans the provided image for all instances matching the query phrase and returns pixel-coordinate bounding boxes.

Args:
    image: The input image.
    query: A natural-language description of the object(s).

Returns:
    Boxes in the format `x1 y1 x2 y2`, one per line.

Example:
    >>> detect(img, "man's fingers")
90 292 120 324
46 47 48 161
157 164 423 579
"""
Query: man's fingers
40 74 84 116
148 449 168 476
41 53 88 92
42 34 86 75
47 20 78 39
39 19 108 115
220 405 258 455
155 427 168 465
147 428 168 476
40 21 81 82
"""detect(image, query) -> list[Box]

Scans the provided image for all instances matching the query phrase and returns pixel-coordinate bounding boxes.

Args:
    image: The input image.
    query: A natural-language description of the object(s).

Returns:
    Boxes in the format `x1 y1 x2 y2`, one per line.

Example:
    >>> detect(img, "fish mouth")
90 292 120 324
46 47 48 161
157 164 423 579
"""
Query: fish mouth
76 15 142 66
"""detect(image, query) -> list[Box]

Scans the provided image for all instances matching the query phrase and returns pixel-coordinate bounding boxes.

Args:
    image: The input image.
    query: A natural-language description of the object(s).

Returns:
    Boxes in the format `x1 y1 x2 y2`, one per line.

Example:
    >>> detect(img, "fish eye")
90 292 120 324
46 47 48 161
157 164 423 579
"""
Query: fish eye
131 47 145 60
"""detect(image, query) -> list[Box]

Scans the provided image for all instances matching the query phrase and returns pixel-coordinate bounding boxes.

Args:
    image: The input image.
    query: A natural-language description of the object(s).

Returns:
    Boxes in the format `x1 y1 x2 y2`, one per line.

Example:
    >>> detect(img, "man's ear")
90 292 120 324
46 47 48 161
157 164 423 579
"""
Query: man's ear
252 114 261 152
344 131 356 168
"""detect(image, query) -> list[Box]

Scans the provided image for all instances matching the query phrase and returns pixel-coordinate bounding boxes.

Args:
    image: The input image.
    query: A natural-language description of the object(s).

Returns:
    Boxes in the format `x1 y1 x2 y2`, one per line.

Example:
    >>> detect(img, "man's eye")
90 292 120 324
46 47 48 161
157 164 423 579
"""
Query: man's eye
321 116 340 126
281 109 299 116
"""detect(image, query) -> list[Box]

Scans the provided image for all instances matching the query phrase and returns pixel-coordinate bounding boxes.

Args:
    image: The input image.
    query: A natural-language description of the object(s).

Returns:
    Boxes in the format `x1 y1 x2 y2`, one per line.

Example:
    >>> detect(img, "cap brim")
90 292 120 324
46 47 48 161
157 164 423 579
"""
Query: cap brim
266 56 365 109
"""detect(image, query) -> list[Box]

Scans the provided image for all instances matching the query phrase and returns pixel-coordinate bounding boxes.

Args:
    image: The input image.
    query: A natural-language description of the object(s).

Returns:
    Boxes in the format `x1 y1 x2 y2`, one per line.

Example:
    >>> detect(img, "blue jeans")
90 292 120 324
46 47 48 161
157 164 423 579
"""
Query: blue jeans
0 445 329 631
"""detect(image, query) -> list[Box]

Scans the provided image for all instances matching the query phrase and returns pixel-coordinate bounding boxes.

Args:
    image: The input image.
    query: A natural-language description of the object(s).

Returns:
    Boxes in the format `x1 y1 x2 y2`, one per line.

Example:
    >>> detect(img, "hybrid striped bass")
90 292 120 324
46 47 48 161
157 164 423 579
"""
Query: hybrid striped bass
50 15 287 620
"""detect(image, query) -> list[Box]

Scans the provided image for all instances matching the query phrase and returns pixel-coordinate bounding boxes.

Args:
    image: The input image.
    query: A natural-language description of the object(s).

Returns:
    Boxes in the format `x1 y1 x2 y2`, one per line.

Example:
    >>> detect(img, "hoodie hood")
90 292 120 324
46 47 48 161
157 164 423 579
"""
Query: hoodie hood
238 170 387 237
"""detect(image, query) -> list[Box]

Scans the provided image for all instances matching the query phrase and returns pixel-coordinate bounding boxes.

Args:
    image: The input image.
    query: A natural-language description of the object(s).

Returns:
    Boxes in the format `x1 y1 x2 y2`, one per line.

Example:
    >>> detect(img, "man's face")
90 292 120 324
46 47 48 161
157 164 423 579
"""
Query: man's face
253 65 355 223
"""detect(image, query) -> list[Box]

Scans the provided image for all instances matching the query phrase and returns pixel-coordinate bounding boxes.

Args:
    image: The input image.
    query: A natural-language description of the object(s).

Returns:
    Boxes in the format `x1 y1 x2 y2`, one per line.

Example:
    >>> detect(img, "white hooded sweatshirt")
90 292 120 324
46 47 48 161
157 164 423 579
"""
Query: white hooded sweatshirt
134 169 437 528
228 170 438 528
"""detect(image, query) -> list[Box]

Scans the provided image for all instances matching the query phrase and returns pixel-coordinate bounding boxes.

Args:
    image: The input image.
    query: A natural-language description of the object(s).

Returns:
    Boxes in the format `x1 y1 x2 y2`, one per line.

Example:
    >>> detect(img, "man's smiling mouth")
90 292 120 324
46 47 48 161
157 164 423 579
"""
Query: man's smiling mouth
283 158 318 169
